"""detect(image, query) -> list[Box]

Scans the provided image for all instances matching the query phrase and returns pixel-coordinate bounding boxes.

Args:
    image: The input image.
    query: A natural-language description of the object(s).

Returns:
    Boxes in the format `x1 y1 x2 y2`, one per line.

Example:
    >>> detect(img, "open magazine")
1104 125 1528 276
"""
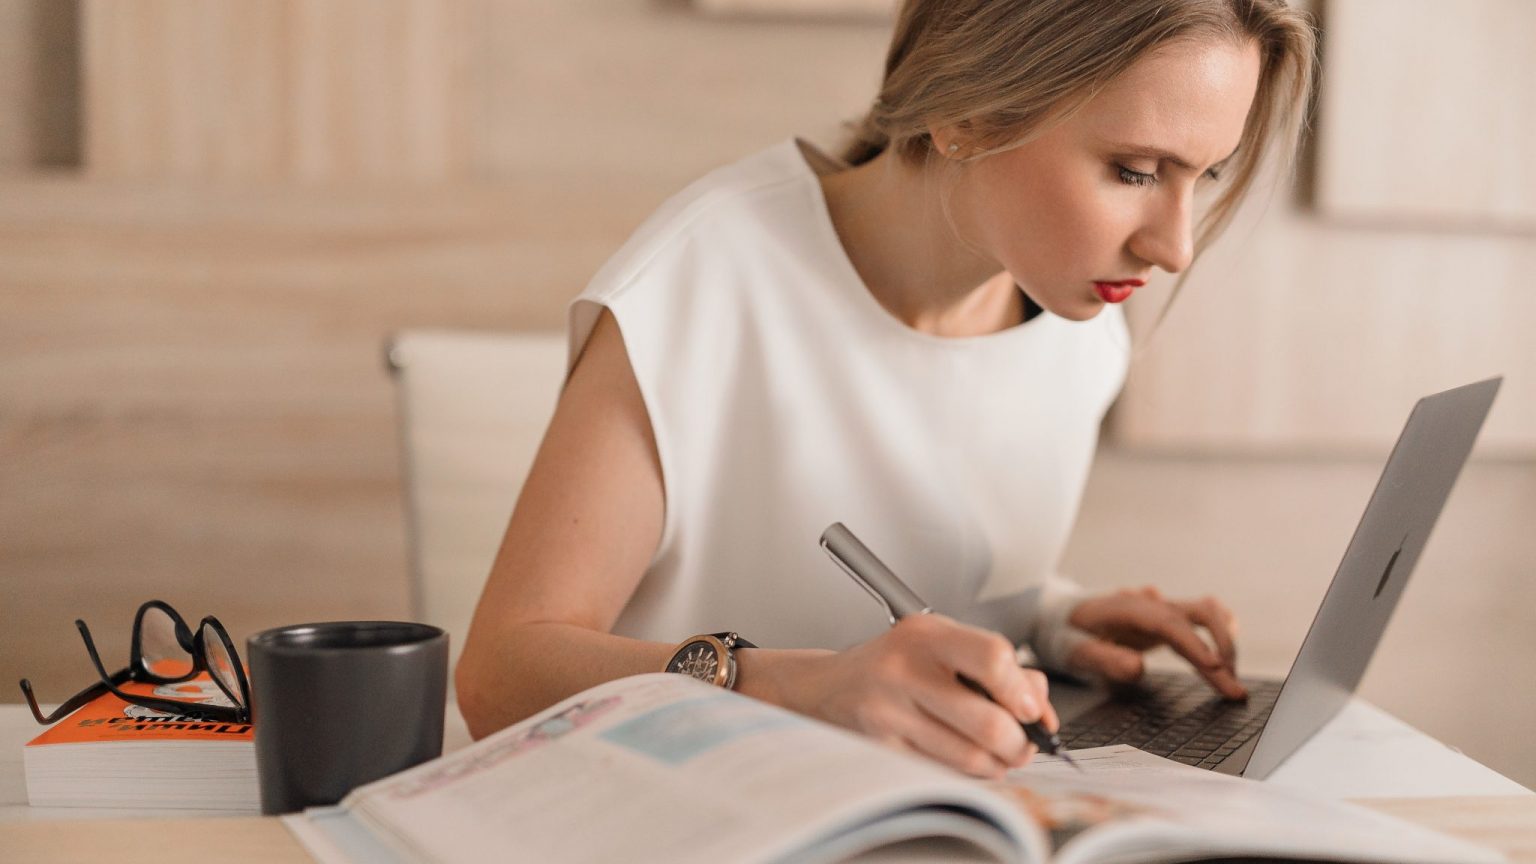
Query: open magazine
284 673 1503 864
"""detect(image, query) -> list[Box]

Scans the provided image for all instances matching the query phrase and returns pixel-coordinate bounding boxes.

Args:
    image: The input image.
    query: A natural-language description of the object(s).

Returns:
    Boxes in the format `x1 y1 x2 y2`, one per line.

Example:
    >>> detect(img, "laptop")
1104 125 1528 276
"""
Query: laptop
1052 376 1503 779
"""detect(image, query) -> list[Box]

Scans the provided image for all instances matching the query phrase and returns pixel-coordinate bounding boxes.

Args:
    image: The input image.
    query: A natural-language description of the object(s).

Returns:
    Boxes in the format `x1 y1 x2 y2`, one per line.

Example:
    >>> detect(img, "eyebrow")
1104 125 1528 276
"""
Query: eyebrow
1108 143 1241 172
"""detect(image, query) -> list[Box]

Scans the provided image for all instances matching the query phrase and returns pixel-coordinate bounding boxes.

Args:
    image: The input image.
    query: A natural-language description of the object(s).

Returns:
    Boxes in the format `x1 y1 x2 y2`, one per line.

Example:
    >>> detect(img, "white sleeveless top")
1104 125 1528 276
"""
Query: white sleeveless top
568 139 1129 667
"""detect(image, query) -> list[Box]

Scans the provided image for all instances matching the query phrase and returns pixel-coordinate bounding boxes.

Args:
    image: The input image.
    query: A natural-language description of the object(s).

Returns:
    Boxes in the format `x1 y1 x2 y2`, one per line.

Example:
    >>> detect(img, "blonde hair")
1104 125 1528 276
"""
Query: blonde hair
842 0 1317 310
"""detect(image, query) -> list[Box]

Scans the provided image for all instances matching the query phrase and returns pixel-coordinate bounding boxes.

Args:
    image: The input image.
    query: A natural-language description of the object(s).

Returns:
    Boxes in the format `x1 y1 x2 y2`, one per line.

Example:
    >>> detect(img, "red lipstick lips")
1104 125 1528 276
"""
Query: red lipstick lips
1093 279 1145 304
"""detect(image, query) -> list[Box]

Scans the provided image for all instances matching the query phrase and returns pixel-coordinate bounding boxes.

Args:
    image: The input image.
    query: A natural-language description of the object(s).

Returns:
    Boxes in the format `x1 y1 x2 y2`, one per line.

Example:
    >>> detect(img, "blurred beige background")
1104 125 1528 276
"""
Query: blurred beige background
2 0 1532 789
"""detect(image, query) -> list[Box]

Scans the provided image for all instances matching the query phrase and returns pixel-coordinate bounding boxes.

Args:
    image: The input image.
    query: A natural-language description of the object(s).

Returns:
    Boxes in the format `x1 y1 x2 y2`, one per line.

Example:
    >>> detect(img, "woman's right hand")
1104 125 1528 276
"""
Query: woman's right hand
753 614 1057 779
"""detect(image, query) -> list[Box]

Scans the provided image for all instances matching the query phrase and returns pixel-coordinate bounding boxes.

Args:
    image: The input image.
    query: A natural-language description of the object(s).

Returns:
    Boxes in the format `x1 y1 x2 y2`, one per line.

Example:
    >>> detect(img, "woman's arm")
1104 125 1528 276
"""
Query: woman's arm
455 307 677 734
454 308 1056 778
457 308 826 734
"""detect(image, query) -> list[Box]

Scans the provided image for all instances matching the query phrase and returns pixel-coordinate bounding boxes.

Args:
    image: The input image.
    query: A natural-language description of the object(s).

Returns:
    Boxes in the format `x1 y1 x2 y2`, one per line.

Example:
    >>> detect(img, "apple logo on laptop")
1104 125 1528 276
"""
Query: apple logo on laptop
1375 534 1410 598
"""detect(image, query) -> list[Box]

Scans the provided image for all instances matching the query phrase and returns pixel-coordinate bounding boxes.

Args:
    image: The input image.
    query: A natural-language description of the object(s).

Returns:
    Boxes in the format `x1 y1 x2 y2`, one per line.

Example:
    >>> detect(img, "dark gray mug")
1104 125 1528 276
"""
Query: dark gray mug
247 621 447 815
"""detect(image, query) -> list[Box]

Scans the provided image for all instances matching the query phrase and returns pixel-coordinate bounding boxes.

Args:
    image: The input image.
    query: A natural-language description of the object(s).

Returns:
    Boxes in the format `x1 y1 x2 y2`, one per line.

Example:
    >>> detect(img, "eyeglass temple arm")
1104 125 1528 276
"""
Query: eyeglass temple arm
19 678 95 725
19 666 132 725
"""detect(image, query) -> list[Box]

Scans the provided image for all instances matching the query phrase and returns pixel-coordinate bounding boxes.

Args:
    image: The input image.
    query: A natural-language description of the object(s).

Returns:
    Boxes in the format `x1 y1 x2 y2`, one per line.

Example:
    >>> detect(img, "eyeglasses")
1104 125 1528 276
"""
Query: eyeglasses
19 600 251 725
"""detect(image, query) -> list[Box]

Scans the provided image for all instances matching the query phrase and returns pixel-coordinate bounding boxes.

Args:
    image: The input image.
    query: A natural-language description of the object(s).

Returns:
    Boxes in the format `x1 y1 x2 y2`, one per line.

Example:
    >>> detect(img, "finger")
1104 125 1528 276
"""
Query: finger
1068 637 1145 683
1152 608 1246 700
1178 597 1240 671
1142 605 1223 671
1199 666 1246 701
1170 597 1245 701
921 620 1042 724
908 673 1030 767
1021 669 1059 734
905 700 1013 778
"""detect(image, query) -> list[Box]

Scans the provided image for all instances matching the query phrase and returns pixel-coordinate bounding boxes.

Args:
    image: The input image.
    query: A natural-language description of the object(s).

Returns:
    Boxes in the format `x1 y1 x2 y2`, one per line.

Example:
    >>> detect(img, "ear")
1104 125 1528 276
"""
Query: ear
927 121 970 159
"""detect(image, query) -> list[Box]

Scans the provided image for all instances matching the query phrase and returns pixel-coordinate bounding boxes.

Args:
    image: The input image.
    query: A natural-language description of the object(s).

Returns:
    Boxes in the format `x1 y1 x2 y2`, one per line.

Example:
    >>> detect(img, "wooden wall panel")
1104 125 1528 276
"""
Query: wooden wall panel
1314 0 1536 228
464 0 886 183
694 0 895 19
0 0 80 170
81 0 470 183
0 175 639 702
0 0 40 167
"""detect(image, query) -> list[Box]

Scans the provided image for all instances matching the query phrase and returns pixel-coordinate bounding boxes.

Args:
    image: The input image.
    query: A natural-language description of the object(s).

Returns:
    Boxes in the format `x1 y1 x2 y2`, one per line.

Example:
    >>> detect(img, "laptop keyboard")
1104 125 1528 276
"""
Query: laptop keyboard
1058 671 1282 769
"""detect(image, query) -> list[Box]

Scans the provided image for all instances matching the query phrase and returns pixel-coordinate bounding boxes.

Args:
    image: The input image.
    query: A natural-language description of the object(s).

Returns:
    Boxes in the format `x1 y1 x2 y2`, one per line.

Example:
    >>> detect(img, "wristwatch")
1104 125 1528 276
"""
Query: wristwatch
663 632 757 690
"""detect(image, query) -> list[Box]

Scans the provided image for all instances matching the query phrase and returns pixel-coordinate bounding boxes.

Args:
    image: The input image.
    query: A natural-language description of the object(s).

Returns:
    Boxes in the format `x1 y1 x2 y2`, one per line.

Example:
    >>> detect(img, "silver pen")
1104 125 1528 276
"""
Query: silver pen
820 522 1080 770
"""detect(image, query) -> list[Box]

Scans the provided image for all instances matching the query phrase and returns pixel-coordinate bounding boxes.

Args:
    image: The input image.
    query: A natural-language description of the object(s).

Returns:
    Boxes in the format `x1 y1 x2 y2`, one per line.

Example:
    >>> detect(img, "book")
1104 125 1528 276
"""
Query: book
284 673 1505 864
24 675 258 811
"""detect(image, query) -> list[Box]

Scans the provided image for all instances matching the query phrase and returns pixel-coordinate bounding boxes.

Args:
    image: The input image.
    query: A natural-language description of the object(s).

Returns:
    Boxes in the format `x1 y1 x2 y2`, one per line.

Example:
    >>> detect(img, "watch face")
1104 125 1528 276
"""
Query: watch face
667 639 722 684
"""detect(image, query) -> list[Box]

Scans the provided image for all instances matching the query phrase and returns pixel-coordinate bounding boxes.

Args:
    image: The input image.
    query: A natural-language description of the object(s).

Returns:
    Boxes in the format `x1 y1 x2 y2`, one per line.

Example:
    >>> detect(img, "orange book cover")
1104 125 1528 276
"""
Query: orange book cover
27 675 253 746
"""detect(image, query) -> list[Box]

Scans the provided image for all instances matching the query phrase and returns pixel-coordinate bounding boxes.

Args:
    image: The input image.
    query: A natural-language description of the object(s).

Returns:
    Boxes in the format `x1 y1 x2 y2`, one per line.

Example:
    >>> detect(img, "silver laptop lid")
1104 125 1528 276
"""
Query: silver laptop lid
1243 377 1502 779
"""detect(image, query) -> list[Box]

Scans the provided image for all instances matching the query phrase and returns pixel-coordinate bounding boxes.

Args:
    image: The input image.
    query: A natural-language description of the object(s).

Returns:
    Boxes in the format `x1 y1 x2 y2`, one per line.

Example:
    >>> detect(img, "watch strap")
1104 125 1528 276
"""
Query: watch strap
712 631 757 650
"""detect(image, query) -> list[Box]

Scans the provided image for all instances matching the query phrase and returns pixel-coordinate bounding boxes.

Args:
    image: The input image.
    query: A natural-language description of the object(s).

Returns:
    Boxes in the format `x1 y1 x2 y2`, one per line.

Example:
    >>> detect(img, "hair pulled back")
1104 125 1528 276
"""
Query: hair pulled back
842 0 1316 262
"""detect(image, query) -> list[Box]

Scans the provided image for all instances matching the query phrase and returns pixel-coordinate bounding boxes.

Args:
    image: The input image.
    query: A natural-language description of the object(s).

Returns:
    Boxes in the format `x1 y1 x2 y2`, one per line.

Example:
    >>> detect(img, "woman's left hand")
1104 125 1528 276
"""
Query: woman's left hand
1065 586 1247 700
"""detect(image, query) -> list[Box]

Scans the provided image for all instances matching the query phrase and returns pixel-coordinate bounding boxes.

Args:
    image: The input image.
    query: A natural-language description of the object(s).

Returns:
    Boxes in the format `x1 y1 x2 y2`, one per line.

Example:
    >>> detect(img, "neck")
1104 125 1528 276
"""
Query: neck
817 147 1022 337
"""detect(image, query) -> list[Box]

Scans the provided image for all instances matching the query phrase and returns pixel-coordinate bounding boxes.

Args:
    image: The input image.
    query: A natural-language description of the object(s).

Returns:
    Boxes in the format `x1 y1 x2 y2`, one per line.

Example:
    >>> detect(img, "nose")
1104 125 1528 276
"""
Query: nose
1127 190 1195 275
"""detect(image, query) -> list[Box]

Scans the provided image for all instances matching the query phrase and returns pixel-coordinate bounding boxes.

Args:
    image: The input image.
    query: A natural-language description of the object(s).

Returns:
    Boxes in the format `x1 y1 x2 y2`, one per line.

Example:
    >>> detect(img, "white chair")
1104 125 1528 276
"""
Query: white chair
386 330 568 679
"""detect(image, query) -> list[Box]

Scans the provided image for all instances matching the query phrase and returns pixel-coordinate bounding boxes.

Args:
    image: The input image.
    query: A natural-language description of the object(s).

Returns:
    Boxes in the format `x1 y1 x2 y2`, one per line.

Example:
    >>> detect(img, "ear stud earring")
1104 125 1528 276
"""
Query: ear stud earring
946 143 959 154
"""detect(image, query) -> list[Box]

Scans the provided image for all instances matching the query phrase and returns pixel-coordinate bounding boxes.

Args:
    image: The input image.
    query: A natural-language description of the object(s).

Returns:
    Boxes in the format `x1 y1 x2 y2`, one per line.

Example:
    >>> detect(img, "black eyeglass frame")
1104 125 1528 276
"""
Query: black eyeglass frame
18 600 251 725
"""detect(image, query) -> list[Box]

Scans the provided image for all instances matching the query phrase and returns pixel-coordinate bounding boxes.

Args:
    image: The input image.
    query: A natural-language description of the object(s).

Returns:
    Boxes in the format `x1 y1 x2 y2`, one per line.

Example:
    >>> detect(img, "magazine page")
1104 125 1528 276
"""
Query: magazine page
287 673 1049 864
999 746 1504 864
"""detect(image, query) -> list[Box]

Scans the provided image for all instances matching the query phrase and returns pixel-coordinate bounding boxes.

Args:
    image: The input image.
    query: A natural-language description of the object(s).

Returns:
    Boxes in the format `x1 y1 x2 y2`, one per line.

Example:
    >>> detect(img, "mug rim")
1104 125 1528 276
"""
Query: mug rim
247 621 446 655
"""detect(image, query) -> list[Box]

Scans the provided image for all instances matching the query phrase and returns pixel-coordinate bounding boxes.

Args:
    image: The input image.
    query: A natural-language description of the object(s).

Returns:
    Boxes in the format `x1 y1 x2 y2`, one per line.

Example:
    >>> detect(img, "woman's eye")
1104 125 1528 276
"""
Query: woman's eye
1117 165 1157 187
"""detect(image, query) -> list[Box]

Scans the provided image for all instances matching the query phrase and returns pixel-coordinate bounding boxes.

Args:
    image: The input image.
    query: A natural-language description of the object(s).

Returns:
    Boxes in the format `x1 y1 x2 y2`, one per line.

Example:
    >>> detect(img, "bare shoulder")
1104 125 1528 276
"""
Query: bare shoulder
567 306 643 405
555 306 659 467
535 303 661 525
467 304 663 633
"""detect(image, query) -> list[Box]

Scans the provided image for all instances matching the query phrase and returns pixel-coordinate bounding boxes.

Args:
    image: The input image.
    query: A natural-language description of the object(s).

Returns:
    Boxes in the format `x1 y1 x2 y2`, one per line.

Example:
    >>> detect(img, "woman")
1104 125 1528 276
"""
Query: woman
457 0 1316 779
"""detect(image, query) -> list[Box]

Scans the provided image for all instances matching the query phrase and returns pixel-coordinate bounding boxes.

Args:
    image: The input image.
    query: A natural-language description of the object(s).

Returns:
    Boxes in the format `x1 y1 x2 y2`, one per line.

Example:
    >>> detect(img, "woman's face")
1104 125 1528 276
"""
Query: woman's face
950 37 1262 321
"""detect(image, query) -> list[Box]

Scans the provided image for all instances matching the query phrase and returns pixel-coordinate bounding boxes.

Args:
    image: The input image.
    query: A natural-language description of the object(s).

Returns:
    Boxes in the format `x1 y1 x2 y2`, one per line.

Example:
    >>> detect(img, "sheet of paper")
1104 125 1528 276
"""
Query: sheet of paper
1021 744 1202 778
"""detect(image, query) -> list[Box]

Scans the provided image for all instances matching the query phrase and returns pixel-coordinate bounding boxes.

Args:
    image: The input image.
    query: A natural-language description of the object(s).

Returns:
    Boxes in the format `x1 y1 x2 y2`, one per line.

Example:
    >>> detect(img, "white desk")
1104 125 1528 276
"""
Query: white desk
2 699 1532 863
1265 699 1531 799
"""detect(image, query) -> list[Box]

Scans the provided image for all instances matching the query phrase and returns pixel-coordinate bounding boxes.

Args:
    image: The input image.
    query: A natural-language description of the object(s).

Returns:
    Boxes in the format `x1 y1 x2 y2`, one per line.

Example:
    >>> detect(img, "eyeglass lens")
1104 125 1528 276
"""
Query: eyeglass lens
199 626 244 709
138 604 195 679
